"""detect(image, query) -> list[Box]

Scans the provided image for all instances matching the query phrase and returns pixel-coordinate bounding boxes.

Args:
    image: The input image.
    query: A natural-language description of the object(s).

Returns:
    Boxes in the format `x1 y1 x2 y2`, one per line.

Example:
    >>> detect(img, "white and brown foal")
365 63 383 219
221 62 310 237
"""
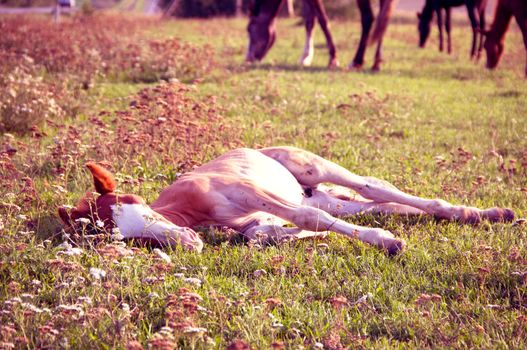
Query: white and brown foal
59 147 514 255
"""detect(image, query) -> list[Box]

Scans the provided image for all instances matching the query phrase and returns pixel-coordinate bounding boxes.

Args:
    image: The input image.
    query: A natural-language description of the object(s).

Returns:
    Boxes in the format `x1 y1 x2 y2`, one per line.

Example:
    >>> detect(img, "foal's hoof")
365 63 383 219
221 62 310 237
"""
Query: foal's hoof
481 207 515 223
382 238 406 256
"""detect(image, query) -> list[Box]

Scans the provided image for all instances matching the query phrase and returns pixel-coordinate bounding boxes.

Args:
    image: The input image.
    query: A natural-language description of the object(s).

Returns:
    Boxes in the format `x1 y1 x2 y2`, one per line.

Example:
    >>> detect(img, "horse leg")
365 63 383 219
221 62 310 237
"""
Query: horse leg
446 7 452 54
371 32 384 71
370 0 389 71
350 0 374 69
476 4 486 60
311 0 338 67
437 7 444 52
300 0 316 66
467 4 479 59
259 146 515 224
513 3 527 76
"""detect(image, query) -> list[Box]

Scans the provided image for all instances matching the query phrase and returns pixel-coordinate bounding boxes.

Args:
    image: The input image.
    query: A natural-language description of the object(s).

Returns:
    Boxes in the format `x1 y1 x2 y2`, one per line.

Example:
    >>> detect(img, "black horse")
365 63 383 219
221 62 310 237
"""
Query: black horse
417 0 487 59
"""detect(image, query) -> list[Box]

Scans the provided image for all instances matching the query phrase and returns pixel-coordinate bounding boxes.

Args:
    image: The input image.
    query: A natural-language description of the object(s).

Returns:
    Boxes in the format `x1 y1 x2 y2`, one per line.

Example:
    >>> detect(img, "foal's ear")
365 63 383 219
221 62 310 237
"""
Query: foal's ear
416 12 422 19
85 162 116 195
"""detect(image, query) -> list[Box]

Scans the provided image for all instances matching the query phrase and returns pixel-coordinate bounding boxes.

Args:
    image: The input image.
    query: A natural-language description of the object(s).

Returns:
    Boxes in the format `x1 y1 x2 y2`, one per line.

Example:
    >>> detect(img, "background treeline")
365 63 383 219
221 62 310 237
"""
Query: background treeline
162 0 356 19
0 0 357 19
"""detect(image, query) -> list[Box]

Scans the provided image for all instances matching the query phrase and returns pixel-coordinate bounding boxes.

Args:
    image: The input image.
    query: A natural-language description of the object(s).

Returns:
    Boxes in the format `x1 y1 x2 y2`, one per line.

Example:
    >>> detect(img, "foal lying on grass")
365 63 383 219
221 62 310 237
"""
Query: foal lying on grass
59 147 514 255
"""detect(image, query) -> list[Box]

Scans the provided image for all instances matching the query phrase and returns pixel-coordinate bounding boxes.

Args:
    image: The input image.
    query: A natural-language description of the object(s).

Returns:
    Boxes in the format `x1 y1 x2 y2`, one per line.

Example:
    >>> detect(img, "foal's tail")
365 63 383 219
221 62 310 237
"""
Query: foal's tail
369 0 398 45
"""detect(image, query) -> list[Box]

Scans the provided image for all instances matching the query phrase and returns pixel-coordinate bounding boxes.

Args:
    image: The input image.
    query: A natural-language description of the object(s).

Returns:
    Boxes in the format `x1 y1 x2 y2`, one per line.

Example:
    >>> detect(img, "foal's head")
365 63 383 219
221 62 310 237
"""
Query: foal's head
417 11 432 48
58 163 143 228
245 0 279 62
58 163 203 251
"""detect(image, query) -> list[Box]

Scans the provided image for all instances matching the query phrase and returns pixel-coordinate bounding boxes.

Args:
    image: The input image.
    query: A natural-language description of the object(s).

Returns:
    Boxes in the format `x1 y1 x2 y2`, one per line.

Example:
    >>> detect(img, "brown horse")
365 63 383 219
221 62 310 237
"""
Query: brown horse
417 0 487 58
245 0 397 71
483 0 527 76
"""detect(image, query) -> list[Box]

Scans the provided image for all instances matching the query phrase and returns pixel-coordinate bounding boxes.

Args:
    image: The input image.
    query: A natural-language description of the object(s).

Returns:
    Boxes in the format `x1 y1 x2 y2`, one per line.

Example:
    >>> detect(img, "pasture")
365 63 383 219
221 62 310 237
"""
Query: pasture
1 11 526 349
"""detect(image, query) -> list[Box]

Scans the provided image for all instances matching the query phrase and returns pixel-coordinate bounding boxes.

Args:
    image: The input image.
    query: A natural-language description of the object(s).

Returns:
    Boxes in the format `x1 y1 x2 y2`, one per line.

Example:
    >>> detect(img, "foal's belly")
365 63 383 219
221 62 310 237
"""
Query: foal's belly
193 148 305 230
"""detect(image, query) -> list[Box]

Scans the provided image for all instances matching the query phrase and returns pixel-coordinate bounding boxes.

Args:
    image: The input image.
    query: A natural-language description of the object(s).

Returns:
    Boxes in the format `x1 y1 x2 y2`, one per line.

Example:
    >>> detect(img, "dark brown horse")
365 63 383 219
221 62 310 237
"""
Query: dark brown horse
245 0 397 71
484 0 527 76
417 0 487 58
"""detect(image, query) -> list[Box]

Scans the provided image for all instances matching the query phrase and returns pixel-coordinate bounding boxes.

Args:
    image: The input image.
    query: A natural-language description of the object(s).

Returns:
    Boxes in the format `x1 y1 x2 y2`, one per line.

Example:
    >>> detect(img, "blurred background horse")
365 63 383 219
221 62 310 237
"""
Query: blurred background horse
245 0 398 71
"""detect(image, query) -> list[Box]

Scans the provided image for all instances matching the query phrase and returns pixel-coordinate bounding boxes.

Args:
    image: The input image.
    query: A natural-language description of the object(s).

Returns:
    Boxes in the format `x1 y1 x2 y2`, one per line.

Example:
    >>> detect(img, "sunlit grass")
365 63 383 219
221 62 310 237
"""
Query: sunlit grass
0 13 526 349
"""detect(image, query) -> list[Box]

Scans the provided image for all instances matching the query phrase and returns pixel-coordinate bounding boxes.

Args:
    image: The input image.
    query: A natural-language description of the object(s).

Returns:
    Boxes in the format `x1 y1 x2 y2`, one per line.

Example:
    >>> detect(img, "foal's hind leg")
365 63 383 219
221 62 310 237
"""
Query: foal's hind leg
300 0 316 66
260 146 514 224
302 185 425 217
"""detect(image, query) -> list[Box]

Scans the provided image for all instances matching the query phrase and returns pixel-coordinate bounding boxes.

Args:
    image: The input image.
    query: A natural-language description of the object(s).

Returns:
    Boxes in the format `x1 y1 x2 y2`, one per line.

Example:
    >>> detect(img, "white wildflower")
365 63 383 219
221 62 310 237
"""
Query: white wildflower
22 302 44 313
197 305 208 313
89 267 107 280
159 326 173 336
183 327 207 334
174 273 185 278
143 277 158 284
96 220 104 228
314 342 324 349
121 303 130 313
153 248 172 264
111 227 124 241
148 292 159 299
253 269 267 278
76 218 90 225
184 277 202 287
16 214 28 221
31 279 42 287
77 296 92 305
353 293 373 305
57 304 83 314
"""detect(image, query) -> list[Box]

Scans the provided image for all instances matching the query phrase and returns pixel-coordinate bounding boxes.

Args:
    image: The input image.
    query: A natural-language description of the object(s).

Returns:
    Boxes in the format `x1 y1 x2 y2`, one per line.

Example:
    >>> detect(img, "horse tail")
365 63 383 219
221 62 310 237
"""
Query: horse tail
369 0 398 45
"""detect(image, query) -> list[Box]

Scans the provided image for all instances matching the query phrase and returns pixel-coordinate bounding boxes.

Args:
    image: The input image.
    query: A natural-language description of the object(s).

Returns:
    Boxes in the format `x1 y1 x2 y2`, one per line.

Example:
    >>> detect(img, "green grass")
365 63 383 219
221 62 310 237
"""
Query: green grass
1 14 526 349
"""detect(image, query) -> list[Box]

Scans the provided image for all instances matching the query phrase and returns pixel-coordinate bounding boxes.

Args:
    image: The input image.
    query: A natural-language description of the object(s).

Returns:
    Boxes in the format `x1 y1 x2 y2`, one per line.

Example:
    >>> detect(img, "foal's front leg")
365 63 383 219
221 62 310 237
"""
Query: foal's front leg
221 182 406 255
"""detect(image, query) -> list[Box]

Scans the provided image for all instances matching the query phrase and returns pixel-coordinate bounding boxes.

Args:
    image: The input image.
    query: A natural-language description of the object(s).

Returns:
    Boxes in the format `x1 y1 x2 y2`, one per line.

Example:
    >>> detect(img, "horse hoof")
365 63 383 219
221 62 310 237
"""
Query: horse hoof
328 59 339 69
348 63 362 71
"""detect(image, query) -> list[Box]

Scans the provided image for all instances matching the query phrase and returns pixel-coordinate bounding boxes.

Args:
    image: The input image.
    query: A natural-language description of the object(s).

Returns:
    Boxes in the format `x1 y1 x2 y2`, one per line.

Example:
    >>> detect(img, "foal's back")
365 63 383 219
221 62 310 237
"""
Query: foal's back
190 148 305 205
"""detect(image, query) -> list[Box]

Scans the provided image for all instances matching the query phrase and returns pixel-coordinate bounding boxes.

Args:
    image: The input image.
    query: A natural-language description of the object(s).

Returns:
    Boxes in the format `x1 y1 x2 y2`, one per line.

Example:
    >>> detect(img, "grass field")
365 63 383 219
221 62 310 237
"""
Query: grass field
1 12 526 349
